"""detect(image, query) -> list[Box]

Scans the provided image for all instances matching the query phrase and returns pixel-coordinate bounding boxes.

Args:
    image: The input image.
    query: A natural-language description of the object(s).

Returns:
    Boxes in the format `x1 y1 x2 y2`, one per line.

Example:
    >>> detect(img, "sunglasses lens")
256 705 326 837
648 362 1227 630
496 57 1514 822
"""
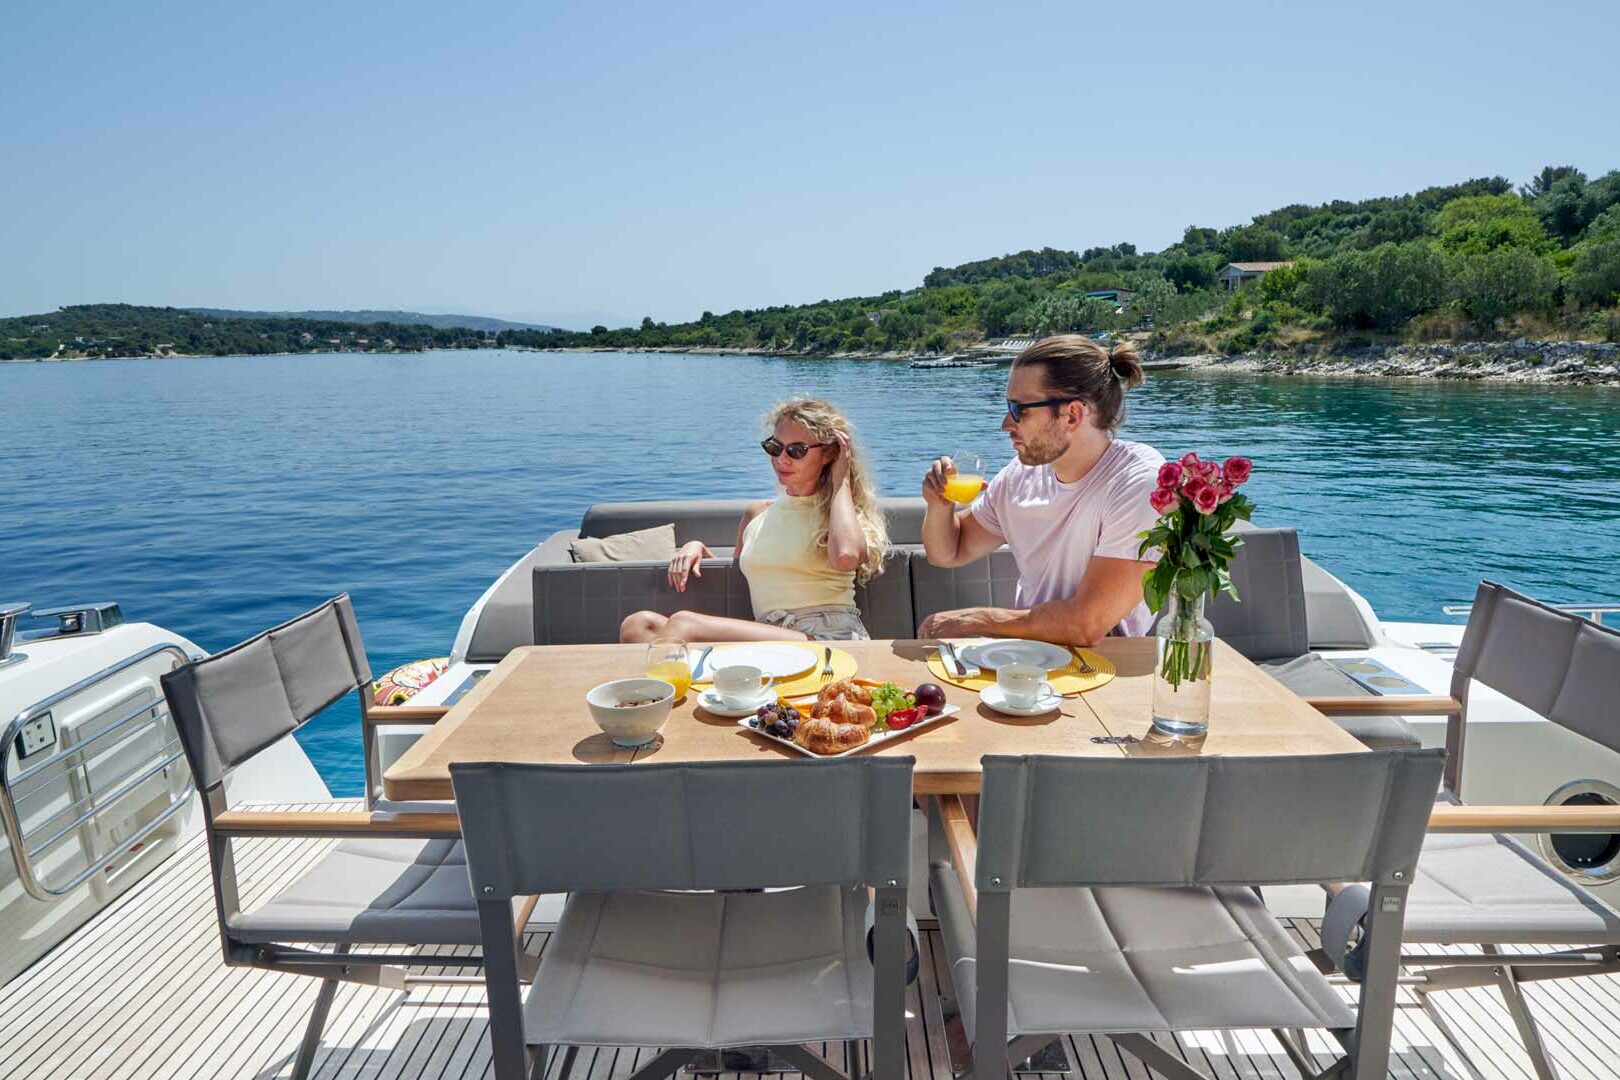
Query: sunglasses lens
786 444 810 459
761 439 783 457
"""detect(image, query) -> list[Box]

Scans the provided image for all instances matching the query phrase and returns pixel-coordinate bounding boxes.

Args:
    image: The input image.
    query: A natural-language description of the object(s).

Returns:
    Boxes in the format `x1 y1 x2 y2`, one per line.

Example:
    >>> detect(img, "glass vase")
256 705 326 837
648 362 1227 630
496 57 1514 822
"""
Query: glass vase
1151 593 1214 738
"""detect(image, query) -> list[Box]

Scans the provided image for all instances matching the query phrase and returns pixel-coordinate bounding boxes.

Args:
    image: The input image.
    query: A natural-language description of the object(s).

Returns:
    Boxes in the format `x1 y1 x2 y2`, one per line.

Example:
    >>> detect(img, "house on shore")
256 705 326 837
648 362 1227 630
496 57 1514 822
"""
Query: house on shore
1216 261 1292 291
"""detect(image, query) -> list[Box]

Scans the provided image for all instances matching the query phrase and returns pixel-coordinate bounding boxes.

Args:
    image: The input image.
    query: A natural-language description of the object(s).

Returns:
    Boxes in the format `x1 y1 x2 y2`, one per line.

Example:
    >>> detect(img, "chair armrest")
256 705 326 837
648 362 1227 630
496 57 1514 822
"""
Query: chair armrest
1429 804 1620 834
1308 694 1459 716
934 795 979 919
212 809 461 838
367 705 450 725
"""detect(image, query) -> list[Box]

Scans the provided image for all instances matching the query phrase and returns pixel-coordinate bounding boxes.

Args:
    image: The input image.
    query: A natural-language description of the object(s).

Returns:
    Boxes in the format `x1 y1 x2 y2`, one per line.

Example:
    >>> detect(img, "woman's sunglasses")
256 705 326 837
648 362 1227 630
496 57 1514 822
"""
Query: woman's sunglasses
761 437 827 460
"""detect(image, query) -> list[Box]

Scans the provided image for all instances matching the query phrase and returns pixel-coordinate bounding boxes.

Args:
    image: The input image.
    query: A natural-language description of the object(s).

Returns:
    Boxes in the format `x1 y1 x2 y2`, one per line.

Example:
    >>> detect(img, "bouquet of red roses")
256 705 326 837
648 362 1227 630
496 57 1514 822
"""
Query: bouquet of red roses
1137 452 1255 614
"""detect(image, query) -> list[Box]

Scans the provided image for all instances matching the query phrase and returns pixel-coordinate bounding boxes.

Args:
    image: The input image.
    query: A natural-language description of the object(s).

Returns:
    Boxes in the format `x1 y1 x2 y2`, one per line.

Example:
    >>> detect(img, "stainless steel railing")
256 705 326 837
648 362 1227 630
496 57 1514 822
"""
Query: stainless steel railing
1442 602 1620 628
1 643 196 901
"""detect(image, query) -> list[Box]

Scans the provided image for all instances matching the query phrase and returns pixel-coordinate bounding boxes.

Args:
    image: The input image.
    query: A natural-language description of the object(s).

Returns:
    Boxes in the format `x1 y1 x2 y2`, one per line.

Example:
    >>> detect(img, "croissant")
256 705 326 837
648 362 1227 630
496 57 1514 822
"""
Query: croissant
794 715 871 755
811 693 877 730
816 679 873 707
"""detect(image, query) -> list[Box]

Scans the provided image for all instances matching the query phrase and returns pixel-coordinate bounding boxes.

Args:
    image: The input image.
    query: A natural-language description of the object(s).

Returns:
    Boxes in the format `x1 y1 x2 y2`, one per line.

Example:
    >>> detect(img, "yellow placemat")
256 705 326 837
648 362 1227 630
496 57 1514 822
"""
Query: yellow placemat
925 646 1115 694
772 648 860 699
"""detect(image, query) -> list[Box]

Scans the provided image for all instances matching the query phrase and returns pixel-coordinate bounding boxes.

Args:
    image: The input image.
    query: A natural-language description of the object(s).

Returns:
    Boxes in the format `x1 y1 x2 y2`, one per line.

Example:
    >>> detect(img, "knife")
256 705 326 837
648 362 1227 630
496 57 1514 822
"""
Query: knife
690 645 715 682
941 642 977 679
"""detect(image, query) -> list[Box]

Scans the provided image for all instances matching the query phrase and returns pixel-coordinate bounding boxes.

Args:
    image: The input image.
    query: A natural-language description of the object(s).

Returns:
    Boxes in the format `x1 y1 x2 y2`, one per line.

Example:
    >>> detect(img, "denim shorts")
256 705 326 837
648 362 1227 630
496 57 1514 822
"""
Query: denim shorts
758 604 871 641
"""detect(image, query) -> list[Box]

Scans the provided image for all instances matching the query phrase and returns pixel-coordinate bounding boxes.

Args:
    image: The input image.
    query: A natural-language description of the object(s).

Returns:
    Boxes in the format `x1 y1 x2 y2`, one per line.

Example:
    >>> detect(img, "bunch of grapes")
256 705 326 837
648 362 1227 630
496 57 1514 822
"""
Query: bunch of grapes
869 682 916 727
749 701 801 739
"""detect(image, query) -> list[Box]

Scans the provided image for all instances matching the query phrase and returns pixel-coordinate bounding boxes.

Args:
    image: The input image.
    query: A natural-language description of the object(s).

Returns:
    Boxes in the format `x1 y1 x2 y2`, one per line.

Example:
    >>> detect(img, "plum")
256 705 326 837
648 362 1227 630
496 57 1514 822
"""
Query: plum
913 683 947 715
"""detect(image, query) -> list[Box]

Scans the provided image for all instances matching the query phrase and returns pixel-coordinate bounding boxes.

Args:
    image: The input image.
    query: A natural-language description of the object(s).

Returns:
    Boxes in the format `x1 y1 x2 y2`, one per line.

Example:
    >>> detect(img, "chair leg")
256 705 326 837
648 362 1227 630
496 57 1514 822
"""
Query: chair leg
1109 1033 1209 1080
291 944 350 1080
621 1047 700 1080
771 1043 852 1080
1487 948 1560 1080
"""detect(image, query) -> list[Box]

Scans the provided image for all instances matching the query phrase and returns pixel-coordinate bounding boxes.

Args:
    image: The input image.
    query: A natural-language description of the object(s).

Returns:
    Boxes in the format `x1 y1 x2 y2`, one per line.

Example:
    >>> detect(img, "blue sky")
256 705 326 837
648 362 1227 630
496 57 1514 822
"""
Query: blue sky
4 0 1616 330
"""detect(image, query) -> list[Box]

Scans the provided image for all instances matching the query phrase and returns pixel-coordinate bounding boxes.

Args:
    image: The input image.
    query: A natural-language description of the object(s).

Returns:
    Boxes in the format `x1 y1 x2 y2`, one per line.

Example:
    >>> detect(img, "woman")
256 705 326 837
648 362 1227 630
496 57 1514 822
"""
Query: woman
619 398 889 643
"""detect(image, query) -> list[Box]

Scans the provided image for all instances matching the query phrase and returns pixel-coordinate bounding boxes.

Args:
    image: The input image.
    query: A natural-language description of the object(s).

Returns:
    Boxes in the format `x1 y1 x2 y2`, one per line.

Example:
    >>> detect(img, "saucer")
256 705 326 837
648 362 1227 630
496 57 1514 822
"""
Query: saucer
979 683 1061 716
697 686 776 718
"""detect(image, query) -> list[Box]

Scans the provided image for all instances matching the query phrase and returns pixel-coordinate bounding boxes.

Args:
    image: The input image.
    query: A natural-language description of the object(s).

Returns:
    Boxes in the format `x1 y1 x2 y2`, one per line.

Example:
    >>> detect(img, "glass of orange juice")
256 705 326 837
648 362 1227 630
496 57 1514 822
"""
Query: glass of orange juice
644 637 692 699
943 454 987 505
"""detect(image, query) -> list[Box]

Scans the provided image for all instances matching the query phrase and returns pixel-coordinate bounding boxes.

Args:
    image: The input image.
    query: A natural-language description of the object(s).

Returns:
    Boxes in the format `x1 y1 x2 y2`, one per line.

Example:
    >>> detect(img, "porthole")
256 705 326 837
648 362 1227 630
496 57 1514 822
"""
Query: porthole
1537 780 1620 884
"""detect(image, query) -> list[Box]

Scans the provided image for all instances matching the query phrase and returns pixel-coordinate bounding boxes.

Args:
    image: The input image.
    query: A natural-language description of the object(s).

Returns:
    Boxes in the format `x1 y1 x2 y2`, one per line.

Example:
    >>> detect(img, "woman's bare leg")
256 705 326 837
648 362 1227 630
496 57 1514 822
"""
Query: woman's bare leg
620 611 671 643
669 611 809 642
622 609 808 644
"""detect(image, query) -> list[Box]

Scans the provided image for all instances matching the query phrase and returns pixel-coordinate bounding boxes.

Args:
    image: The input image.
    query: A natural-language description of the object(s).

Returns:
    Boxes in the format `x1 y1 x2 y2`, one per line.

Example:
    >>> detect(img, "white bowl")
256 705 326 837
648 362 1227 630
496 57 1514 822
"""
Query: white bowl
586 678 676 747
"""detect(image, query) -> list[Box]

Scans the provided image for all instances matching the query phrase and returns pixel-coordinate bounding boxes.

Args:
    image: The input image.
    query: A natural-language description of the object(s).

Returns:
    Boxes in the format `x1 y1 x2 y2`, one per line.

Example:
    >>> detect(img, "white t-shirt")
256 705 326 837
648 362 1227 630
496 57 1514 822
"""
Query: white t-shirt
971 439 1165 636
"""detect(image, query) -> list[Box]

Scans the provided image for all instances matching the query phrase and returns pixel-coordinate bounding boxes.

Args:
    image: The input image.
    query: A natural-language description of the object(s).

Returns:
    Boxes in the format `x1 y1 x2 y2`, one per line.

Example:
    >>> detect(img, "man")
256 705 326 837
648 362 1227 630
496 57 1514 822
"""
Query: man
918 334 1164 645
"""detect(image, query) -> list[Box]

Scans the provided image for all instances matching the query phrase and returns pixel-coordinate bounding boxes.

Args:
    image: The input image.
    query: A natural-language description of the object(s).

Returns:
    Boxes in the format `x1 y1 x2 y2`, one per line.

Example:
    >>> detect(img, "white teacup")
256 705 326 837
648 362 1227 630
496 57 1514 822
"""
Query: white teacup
712 664 769 708
996 663 1049 710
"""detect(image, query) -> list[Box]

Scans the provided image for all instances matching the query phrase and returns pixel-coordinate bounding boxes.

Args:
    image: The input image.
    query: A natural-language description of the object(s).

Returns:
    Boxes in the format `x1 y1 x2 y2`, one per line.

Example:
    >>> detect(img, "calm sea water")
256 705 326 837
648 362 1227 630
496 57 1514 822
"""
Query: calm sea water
4 349 1617 794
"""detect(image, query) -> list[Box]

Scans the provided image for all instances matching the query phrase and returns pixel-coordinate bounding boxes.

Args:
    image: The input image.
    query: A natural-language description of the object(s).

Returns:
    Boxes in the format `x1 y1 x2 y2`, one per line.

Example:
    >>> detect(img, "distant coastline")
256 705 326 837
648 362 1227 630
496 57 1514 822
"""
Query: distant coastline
13 339 1619 385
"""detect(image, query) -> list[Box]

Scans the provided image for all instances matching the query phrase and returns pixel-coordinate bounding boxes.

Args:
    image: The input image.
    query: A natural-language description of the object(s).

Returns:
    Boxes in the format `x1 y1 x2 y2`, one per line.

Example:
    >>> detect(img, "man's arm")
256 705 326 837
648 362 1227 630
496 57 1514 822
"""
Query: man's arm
917 555 1154 646
922 506 1005 569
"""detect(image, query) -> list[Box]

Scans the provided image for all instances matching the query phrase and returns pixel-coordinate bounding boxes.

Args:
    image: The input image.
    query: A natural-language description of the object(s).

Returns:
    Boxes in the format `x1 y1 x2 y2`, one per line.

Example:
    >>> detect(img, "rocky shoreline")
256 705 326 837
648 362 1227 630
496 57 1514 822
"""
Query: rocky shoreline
1161 340 1620 385
552 339 1620 383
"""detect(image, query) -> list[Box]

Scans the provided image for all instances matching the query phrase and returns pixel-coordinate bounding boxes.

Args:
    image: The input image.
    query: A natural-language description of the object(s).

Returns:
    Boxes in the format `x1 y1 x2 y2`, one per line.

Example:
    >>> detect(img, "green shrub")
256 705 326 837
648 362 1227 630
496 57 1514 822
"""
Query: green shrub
1570 240 1620 307
1449 248 1559 323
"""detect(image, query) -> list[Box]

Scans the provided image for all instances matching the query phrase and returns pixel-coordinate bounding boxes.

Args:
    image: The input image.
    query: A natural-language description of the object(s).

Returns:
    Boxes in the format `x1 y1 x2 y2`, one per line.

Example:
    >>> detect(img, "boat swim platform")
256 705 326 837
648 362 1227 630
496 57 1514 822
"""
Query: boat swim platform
5 803 1620 1080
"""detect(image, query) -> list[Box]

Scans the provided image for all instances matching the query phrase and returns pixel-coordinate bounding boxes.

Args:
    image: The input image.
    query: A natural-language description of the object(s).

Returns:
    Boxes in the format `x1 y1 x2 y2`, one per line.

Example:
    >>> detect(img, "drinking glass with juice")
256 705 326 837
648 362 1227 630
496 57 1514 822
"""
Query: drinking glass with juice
944 454 987 504
645 638 692 699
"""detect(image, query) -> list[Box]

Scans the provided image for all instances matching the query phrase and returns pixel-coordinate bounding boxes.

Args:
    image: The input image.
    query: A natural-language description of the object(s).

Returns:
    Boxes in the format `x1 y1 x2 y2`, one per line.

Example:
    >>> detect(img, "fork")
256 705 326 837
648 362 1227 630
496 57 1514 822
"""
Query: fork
1072 648 1096 675
818 646 835 687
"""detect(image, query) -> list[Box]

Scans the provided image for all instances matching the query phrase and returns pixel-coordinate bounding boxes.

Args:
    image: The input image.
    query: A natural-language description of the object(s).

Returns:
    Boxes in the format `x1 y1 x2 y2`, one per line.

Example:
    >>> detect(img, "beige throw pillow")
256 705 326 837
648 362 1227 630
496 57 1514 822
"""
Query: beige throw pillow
569 523 679 564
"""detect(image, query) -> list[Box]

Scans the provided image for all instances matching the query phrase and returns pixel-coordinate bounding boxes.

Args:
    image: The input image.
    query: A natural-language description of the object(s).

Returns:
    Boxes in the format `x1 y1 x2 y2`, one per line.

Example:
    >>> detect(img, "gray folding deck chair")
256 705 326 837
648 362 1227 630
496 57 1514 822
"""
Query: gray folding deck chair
451 756 915 1080
930 750 1445 1080
1209 526 1419 751
161 596 480 1080
1323 581 1620 1080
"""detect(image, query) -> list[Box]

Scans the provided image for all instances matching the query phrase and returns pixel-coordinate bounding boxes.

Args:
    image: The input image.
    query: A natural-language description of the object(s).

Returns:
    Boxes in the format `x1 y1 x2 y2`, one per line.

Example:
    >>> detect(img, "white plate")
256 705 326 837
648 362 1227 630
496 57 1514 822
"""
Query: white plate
705 643 819 681
739 704 961 757
697 686 778 718
958 639 1073 673
979 683 1062 717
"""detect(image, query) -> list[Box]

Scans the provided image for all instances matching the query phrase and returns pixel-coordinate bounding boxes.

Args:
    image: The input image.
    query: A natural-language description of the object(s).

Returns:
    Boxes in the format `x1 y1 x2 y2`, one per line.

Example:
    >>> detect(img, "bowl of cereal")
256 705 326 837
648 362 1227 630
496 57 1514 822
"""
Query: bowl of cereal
585 677 676 747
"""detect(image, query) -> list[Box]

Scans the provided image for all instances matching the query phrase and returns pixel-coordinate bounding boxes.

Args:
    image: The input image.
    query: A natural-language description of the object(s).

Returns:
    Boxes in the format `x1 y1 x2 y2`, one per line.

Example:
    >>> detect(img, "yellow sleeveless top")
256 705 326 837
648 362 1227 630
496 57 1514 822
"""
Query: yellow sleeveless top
738 496 857 616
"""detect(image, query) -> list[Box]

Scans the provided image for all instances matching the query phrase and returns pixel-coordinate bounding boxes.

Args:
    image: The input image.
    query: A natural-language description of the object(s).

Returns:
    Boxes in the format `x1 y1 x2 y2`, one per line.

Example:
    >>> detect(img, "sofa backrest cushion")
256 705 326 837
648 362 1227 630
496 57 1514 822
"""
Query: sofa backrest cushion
909 549 1022 628
532 547 917 644
578 497 931 549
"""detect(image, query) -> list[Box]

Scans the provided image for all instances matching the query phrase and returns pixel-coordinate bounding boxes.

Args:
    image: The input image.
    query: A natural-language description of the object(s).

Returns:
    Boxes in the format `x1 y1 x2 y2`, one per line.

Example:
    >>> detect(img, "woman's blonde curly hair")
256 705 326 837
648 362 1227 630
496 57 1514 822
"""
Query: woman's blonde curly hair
763 397 889 584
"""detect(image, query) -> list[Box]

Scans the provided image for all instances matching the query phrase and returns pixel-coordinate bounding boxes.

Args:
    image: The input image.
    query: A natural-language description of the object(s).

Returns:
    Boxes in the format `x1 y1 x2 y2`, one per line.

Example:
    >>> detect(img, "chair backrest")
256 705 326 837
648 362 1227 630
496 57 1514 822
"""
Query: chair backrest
451 756 914 898
1453 581 1620 754
161 596 370 791
974 750 1443 892
1206 527 1309 661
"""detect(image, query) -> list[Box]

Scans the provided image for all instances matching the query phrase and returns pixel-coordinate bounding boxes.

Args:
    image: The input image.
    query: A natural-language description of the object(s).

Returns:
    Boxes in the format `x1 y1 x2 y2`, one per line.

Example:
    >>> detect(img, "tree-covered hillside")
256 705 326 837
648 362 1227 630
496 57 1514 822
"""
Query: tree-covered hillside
9 165 1620 363
0 304 506 360
519 165 1620 356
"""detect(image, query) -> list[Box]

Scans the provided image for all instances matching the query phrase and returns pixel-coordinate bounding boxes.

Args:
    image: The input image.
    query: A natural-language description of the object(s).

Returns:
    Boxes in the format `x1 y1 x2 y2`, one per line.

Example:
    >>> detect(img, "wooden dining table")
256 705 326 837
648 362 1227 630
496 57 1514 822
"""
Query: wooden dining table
213 638 1620 847
381 637 1366 803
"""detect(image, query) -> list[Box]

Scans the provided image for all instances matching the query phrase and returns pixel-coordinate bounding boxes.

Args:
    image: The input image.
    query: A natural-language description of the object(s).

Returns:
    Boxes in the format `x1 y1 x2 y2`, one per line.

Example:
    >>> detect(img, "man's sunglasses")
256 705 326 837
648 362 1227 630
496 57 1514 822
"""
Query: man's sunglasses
761 437 827 459
1005 396 1082 423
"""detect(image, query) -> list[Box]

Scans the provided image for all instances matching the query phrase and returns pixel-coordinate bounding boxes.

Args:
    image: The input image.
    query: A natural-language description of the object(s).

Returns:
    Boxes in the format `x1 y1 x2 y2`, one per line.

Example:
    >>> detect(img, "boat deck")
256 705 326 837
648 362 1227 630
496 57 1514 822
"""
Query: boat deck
5 803 1620 1079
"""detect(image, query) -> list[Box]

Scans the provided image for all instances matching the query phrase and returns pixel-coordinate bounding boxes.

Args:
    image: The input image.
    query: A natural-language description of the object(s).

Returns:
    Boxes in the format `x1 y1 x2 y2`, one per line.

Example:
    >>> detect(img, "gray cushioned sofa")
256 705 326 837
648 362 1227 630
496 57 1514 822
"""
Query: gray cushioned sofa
459 499 1378 658
455 498 1402 744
